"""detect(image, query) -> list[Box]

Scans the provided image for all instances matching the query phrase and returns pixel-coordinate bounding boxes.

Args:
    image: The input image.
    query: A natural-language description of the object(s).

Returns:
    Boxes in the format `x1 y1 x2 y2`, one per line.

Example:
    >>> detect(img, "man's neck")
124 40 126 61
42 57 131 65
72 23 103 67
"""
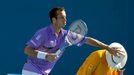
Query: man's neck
52 24 61 36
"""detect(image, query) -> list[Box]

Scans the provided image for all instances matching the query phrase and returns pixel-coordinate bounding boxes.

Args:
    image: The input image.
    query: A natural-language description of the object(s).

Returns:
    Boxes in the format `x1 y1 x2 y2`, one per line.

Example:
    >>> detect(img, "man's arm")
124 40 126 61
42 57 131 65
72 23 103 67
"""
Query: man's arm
24 46 57 62
86 37 121 56
24 46 38 57
86 37 109 49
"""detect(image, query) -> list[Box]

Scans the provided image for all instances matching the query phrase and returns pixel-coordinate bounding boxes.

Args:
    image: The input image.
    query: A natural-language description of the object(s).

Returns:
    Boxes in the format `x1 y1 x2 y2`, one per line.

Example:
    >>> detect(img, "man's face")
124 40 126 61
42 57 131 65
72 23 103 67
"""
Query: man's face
55 10 67 28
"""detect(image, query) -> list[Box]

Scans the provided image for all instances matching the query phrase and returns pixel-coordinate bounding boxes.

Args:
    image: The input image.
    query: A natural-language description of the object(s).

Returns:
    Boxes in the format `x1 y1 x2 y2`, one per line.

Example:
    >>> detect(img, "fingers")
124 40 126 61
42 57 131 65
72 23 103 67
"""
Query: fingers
108 47 118 56
112 47 121 49
46 53 58 62
110 47 125 57
116 49 125 56
108 46 125 57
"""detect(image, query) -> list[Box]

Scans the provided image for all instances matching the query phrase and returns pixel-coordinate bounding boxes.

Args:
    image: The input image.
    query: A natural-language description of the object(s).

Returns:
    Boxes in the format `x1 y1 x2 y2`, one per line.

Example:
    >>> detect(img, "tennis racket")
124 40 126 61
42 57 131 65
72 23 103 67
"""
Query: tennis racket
65 19 88 45
56 19 88 56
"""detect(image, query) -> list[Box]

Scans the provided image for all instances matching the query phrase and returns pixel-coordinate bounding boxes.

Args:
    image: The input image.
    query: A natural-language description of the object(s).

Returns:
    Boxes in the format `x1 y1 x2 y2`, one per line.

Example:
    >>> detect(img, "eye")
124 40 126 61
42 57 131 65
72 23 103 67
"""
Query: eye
61 16 66 20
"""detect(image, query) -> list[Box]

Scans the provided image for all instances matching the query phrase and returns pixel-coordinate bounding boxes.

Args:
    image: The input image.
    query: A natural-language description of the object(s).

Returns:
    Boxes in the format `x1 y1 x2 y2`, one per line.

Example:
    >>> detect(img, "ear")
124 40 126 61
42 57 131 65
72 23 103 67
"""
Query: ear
52 18 56 24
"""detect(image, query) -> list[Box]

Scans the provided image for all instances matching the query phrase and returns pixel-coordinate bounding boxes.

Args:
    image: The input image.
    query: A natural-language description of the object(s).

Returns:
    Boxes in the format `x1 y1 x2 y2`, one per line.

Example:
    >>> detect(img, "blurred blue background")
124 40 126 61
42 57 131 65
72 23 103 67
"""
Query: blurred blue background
0 0 133 75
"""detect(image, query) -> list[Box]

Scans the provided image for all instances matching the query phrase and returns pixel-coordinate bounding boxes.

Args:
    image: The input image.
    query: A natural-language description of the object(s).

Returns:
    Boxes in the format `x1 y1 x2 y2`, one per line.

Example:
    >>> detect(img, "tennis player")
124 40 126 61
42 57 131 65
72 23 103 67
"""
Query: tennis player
22 7 122 75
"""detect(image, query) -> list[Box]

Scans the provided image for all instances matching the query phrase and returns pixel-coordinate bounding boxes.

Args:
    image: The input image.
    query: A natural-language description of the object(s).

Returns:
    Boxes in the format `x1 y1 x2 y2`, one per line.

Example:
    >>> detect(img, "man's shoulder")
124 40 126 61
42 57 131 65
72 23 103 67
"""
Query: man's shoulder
37 25 50 33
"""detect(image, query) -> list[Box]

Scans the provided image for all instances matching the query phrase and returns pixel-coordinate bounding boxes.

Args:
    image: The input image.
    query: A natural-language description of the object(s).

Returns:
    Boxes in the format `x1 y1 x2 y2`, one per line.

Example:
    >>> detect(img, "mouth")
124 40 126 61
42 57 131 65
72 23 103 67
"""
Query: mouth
63 22 66 25
64 21 66 24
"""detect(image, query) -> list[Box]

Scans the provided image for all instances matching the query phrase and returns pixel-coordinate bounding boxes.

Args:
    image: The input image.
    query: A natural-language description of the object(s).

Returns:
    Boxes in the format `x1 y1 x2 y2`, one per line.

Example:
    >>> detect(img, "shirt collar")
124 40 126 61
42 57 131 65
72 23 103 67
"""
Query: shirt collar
50 25 64 37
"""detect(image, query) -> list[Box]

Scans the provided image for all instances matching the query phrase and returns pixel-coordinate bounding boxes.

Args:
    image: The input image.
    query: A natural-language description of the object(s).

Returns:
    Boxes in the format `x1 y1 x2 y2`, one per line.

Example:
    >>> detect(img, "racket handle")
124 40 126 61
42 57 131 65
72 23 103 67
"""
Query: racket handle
55 49 62 56
55 45 67 57
56 38 72 56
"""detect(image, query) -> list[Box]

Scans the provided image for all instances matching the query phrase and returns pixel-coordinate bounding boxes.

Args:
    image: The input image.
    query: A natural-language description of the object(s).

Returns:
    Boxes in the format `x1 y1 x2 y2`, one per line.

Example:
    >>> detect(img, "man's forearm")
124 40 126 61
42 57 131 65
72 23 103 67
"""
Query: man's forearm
86 37 109 50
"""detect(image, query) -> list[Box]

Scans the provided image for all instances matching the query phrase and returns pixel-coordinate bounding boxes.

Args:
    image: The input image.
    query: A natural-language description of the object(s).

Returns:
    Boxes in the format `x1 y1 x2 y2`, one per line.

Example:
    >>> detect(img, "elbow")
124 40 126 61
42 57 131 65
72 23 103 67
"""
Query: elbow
24 46 37 57
24 46 30 55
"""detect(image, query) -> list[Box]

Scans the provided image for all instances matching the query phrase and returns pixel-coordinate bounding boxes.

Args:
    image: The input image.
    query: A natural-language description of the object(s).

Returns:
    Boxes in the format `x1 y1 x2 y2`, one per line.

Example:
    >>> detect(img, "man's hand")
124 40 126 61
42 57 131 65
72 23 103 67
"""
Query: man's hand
46 53 57 62
107 46 125 56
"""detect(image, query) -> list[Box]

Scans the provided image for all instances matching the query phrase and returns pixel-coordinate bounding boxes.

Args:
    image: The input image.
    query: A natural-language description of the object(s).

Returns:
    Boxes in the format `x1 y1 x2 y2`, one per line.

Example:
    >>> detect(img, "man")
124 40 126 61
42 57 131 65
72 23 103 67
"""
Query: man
22 7 122 75
76 42 127 75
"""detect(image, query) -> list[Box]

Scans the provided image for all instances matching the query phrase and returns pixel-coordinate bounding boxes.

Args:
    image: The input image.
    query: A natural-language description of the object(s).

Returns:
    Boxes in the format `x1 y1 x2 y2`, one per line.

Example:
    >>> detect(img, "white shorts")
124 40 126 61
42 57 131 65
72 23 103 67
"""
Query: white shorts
22 70 42 75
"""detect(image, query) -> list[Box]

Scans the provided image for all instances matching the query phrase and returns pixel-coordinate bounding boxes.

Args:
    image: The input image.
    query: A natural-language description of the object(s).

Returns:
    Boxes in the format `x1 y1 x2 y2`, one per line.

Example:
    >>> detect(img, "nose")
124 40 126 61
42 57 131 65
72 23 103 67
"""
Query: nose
64 17 67 21
64 17 67 22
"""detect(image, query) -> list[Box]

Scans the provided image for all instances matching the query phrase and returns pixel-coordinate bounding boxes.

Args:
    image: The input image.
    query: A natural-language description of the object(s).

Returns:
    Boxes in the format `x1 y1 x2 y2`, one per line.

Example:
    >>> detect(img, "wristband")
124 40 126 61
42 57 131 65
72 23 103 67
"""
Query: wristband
37 51 47 59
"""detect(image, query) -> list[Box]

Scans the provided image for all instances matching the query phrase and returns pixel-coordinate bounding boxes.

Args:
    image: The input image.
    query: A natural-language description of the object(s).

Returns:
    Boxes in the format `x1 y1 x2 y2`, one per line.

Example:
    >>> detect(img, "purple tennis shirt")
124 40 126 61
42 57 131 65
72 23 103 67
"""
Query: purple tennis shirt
23 25 86 74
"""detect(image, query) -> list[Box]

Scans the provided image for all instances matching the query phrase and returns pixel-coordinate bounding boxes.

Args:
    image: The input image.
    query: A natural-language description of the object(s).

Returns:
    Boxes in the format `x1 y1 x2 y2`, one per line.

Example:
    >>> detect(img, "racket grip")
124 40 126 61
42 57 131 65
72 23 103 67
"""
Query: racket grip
55 49 62 56
56 45 67 57
56 39 72 56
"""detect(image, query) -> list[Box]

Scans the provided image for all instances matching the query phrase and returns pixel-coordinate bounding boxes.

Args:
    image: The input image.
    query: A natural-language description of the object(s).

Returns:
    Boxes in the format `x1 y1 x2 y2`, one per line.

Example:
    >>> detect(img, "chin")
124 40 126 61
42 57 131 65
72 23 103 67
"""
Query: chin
62 23 66 26
61 25 65 28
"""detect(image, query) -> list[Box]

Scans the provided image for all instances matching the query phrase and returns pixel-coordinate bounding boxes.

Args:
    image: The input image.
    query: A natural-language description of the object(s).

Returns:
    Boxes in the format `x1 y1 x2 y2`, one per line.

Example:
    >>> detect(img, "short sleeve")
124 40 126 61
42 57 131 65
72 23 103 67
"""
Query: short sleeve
76 37 88 46
26 30 45 49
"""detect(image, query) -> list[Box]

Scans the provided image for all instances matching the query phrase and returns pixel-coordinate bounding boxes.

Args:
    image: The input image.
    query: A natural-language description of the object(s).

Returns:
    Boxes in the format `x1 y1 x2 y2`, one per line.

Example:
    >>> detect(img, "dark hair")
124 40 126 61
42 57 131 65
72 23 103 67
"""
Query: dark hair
49 7 65 23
